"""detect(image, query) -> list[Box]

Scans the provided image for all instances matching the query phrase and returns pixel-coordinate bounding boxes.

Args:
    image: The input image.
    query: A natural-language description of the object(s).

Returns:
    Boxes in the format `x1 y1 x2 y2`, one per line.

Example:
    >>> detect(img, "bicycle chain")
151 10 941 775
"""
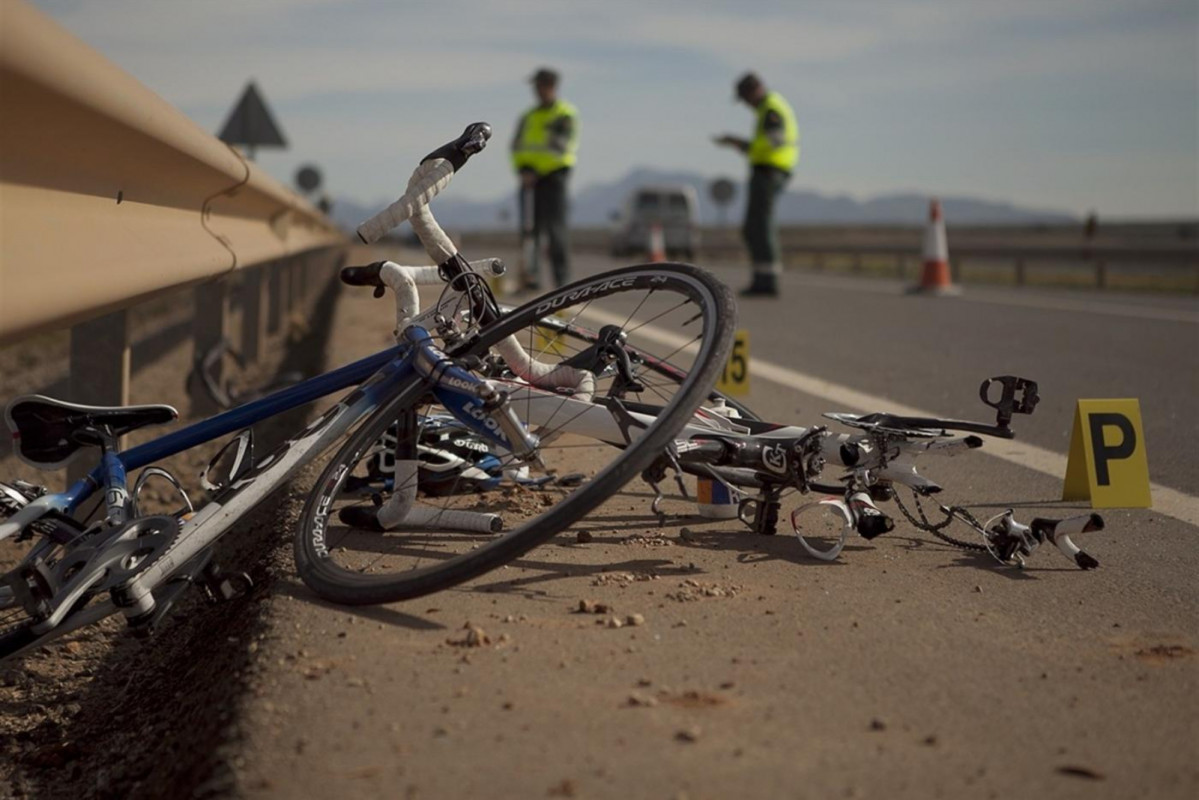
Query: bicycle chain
893 489 988 552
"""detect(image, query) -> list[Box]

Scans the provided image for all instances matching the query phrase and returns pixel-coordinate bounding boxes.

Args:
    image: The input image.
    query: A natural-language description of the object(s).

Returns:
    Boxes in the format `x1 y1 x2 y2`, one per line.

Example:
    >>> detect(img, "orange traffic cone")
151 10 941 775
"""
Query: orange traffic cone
912 199 960 295
648 222 667 263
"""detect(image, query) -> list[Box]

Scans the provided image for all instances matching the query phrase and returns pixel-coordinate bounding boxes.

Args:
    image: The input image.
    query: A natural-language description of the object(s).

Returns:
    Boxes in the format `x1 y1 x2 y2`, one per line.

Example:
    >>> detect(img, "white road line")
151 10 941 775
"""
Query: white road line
584 306 1199 528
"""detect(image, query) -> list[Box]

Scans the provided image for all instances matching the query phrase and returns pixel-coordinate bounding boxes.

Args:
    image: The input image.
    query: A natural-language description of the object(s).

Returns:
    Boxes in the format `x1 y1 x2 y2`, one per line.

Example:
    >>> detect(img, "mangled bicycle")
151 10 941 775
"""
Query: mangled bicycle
640 374 1106 569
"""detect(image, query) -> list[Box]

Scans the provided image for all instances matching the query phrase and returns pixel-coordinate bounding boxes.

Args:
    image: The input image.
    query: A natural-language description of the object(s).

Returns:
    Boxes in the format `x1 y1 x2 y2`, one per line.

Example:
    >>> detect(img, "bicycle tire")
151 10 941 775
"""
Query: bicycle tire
294 262 735 605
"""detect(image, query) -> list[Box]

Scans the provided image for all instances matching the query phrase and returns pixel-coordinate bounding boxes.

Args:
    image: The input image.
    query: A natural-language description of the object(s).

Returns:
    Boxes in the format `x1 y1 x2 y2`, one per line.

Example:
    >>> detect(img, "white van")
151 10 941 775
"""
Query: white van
610 185 700 260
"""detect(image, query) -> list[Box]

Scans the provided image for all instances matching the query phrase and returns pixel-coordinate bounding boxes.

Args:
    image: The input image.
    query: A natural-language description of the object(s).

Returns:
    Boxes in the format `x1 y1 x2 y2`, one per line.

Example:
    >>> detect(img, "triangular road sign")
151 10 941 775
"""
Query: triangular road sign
218 81 287 155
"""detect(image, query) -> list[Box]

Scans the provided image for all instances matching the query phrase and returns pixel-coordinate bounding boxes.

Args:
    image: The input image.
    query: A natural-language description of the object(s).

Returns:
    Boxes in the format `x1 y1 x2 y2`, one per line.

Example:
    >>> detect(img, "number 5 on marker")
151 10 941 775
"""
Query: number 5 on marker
716 330 749 396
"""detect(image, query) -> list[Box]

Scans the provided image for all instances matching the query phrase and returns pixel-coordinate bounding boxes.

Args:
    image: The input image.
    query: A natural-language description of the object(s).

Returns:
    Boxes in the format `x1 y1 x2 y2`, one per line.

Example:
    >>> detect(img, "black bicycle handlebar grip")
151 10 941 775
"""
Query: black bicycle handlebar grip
420 122 492 171
340 262 385 286
340 262 387 297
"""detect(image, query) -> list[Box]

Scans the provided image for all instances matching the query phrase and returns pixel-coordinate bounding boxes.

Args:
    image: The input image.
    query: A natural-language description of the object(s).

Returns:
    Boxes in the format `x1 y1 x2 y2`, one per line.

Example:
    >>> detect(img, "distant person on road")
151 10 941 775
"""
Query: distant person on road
714 72 799 298
511 68 579 289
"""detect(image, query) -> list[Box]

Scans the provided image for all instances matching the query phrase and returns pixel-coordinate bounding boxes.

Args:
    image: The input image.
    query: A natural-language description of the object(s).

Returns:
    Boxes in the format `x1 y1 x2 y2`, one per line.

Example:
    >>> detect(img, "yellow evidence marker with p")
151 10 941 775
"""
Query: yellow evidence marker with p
1062 399 1152 508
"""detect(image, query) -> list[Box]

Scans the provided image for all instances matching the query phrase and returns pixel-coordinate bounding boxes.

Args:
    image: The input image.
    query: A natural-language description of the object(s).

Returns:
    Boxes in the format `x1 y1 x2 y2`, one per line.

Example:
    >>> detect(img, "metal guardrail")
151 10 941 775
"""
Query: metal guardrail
0 0 346 346
0 2 349 478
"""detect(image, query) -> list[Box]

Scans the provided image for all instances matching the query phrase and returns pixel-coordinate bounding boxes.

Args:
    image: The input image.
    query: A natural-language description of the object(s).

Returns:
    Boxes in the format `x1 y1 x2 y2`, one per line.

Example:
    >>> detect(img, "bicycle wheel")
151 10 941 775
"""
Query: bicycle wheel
294 262 735 605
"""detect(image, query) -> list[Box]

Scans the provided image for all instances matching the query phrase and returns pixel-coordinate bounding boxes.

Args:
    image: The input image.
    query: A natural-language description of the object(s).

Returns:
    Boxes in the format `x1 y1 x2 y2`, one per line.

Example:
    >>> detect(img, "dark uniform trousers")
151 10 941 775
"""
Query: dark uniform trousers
533 168 571 288
742 165 790 268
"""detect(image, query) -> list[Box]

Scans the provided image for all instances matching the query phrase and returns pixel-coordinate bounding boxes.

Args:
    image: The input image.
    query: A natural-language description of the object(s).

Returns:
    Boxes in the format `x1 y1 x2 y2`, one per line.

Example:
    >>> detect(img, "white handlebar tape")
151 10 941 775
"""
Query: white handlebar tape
410 202 455 264
380 262 443 286
470 258 505 277
376 459 501 533
492 336 596 402
356 159 455 244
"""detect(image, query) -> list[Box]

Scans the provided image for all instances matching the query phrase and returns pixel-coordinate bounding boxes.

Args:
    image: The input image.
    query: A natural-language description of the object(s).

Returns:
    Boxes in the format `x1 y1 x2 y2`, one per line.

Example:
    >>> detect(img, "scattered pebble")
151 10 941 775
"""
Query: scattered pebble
675 726 701 743
624 533 673 547
547 778 578 797
1057 765 1105 781
666 579 743 603
626 613 645 627
660 690 727 708
606 617 624 629
447 624 491 648
869 718 887 731
626 692 658 707
576 531 593 544
591 572 657 588
577 599 612 614
1134 644 1194 662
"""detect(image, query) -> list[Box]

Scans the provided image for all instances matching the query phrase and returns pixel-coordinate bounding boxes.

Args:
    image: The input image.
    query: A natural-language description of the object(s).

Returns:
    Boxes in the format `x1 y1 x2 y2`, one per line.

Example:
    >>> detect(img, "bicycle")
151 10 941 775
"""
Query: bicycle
641 375 1107 569
0 122 736 660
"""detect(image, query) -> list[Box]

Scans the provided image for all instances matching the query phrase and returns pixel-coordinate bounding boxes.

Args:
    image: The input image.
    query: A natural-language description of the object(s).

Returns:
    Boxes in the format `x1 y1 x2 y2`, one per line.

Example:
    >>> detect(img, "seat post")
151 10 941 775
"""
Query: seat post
79 422 131 527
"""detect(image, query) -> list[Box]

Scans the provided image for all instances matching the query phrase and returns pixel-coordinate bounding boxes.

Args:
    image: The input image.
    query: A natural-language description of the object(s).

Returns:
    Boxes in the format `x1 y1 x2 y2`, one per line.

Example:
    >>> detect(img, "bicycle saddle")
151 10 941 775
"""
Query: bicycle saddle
5 395 178 468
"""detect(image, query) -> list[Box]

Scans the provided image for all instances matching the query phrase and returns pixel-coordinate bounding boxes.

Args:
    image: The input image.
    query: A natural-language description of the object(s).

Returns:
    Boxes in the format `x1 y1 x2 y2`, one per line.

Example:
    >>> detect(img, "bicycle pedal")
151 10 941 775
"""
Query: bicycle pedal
200 564 254 604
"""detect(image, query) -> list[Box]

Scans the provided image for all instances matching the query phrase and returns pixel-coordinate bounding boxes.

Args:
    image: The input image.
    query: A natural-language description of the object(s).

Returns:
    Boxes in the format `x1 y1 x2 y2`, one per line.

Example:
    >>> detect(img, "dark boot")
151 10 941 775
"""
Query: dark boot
739 271 779 298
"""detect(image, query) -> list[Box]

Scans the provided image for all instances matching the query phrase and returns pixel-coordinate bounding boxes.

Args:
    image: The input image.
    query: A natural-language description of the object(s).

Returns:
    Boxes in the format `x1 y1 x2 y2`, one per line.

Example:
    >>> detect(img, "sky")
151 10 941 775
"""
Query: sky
27 0 1199 219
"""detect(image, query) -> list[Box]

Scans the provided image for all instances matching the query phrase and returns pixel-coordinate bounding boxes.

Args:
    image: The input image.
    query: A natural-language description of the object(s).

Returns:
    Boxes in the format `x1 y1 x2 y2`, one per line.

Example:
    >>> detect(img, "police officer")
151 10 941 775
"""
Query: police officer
511 68 579 289
714 72 799 297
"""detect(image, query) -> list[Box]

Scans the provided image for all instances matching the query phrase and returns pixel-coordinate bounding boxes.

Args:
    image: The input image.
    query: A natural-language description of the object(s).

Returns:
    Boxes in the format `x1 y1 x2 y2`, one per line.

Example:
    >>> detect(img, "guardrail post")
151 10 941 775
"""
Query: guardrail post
268 264 287 336
1015 258 1026 286
240 266 267 363
191 280 228 417
288 263 301 317
66 310 130 485
296 258 309 311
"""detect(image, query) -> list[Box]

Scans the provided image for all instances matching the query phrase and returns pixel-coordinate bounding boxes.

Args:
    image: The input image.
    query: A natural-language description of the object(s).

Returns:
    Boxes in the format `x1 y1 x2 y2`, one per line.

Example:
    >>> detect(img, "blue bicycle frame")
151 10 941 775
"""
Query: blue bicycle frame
1 324 535 638
59 344 404 516
57 326 523 518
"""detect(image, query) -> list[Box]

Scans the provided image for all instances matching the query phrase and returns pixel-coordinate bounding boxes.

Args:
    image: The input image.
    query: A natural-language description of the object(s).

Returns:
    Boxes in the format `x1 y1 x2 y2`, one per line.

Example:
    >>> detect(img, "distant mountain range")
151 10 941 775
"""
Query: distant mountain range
331 167 1078 232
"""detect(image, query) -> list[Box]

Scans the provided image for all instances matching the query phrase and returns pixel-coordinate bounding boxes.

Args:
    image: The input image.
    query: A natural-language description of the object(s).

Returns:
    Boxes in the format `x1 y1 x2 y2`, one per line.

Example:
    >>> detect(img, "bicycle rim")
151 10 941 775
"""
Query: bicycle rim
294 262 735 605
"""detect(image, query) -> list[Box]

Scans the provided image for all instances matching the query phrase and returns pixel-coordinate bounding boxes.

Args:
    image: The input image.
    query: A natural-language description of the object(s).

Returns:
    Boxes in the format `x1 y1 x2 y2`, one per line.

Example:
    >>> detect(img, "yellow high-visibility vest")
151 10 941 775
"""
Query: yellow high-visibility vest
511 100 579 175
748 92 798 172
